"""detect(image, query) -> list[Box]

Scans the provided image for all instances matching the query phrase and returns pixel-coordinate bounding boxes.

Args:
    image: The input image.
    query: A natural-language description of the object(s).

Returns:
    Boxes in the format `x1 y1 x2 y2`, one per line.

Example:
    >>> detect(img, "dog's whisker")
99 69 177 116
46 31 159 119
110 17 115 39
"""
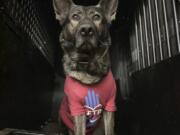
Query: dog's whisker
98 40 111 46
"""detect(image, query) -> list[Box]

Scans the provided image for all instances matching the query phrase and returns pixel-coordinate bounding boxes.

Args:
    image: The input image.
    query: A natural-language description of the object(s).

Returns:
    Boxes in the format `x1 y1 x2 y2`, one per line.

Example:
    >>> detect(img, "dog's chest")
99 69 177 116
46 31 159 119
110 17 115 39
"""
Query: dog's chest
64 70 116 127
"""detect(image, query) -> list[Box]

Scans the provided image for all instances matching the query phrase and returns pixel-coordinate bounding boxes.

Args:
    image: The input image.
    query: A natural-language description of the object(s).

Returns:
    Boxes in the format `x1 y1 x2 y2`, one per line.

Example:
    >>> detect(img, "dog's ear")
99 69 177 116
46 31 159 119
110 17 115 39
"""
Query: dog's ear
98 0 118 23
53 0 73 25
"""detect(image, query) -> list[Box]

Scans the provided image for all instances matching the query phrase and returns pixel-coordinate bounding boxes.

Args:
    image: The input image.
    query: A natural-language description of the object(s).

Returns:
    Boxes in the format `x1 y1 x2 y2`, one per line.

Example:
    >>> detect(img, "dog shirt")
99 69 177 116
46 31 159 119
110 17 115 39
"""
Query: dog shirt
59 70 117 133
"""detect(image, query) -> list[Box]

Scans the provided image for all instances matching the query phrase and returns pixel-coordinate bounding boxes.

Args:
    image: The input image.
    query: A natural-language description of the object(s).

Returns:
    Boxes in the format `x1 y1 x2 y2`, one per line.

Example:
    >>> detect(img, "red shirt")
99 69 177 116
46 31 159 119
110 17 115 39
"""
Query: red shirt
59 70 116 133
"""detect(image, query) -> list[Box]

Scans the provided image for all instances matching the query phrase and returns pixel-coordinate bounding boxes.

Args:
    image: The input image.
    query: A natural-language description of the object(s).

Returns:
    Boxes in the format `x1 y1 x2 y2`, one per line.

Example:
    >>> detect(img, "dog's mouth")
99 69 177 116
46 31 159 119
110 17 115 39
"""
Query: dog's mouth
71 50 94 64
71 40 96 61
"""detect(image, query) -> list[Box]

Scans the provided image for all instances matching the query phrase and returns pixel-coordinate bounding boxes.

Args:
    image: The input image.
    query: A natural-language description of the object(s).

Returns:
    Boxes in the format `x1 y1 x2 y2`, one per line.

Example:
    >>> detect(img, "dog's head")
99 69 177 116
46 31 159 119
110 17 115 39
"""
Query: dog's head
53 0 118 84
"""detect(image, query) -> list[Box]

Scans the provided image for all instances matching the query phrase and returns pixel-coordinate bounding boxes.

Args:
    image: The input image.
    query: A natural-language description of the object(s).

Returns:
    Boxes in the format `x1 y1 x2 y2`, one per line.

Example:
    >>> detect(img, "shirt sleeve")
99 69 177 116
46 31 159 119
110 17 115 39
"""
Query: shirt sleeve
104 81 117 112
65 84 86 117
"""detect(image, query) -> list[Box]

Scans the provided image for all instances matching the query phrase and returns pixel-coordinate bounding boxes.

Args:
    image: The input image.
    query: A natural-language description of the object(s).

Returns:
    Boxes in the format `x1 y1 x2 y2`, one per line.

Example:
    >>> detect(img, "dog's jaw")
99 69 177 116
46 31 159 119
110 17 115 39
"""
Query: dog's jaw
61 41 111 84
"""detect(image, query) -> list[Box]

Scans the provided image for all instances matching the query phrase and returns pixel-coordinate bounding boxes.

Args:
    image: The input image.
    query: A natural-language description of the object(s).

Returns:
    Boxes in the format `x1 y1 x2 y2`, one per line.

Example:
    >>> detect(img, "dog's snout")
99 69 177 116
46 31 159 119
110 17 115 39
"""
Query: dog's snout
79 24 94 37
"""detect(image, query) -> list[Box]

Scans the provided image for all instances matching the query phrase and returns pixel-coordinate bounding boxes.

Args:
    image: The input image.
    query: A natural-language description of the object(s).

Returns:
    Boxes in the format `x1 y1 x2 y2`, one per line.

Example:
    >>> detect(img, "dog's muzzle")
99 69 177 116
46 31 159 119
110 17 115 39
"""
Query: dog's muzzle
74 23 97 63
76 22 97 51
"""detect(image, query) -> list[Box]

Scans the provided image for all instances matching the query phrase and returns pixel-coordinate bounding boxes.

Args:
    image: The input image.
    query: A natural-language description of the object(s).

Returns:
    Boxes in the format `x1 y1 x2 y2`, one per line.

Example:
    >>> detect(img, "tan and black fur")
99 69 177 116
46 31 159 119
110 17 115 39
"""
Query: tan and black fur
52 0 118 134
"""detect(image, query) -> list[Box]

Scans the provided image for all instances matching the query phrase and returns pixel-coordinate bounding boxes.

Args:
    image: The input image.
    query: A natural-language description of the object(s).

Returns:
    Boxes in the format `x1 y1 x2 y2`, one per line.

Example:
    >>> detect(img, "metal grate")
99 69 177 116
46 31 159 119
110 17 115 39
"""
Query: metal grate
1 0 54 66
130 0 180 72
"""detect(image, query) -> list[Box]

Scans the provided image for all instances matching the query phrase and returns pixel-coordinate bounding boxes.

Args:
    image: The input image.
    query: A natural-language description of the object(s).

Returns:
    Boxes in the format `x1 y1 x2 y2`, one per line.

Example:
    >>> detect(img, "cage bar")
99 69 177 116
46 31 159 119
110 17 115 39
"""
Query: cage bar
135 19 141 70
172 0 180 52
162 0 171 57
155 0 163 60
143 3 150 66
148 0 156 63
139 13 146 68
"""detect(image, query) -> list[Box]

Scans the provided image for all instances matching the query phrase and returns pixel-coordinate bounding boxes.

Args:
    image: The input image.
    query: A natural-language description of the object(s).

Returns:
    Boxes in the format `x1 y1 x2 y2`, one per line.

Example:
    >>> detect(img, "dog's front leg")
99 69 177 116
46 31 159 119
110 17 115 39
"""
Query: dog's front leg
74 114 86 135
103 111 115 135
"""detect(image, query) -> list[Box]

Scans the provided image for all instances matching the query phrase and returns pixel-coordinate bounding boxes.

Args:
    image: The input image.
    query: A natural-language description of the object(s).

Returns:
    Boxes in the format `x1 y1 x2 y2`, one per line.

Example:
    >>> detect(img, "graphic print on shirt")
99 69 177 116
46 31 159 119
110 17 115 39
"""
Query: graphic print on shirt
84 89 103 128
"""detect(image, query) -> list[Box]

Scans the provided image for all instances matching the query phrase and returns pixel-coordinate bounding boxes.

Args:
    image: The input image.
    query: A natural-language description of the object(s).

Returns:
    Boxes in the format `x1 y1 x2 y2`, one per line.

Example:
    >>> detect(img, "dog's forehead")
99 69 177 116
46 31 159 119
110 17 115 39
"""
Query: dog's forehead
70 4 102 14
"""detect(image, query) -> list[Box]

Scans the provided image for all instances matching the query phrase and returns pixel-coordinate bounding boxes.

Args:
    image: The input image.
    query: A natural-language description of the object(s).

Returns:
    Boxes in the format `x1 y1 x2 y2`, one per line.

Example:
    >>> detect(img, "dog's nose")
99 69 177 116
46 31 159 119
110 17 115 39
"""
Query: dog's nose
79 24 94 37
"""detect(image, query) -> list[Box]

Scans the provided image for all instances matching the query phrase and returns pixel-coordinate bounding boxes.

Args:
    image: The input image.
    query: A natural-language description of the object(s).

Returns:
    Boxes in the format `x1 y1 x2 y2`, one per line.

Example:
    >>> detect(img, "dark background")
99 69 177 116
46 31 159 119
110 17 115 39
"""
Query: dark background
0 0 180 135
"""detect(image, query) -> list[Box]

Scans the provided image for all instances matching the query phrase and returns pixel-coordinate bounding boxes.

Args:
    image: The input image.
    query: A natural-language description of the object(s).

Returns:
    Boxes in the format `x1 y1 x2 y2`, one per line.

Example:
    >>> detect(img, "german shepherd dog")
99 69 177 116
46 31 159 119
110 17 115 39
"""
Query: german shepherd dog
53 0 118 134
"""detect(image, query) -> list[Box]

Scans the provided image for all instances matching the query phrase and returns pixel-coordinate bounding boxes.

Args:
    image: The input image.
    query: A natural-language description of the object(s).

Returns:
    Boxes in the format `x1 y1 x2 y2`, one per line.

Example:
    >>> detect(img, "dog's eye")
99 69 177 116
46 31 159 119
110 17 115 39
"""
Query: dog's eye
93 14 101 21
72 14 81 21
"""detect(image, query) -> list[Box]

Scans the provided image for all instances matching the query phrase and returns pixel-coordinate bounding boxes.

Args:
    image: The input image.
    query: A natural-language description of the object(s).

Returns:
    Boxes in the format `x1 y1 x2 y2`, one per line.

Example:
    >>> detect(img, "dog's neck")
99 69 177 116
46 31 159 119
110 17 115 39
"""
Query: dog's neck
60 33 111 85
